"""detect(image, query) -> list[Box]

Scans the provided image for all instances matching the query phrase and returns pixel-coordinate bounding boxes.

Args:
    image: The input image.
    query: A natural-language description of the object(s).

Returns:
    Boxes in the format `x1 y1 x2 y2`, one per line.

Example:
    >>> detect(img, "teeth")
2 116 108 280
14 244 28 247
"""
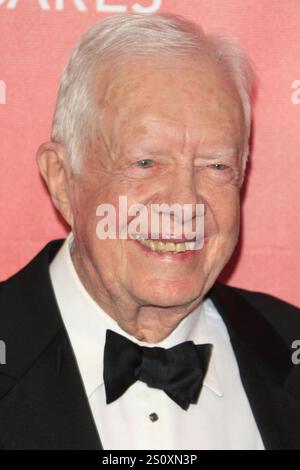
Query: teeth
158 241 166 251
136 238 197 253
149 241 156 251
185 242 196 250
166 242 176 252
175 243 186 252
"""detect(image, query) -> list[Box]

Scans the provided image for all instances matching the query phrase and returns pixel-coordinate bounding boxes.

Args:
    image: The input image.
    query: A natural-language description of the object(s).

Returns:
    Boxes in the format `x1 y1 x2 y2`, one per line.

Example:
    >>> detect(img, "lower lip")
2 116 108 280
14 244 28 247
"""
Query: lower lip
133 238 208 261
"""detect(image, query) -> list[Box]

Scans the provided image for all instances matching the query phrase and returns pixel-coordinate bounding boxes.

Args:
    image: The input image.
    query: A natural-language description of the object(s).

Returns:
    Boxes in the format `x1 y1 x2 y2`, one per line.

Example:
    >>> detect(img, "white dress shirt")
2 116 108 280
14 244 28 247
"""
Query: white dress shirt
49 232 265 450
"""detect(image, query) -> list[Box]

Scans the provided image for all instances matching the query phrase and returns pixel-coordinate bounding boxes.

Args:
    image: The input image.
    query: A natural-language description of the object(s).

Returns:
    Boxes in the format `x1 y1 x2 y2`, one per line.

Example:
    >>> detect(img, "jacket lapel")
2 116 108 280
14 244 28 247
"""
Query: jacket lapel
209 283 300 450
0 239 102 449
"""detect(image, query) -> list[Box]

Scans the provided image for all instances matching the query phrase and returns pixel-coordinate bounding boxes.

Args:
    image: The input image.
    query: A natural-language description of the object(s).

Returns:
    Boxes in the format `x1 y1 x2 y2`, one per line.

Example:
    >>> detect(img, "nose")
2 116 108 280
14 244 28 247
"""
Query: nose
159 164 204 214
149 165 206 240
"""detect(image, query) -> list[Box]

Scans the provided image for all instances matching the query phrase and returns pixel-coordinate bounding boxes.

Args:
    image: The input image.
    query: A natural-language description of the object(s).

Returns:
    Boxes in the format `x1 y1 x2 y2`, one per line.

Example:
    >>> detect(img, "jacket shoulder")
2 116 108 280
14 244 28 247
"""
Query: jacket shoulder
0 239 65 386
0 238 64 324
220 283 300 345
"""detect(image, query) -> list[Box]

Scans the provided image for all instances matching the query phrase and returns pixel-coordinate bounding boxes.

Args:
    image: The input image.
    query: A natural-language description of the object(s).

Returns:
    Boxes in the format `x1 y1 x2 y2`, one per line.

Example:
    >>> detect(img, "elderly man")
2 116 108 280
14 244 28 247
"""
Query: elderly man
0 13 299 451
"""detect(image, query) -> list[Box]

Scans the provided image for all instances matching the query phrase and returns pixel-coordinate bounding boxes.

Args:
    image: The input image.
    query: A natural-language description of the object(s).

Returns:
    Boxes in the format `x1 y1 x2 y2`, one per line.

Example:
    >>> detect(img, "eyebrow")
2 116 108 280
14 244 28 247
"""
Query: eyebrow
124 147 166 158
196 148 239 159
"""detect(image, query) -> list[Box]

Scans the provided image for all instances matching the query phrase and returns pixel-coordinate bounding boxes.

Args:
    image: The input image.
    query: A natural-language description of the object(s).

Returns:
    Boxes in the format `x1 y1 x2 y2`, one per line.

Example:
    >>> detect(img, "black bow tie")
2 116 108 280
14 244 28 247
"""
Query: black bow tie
103 329 212 410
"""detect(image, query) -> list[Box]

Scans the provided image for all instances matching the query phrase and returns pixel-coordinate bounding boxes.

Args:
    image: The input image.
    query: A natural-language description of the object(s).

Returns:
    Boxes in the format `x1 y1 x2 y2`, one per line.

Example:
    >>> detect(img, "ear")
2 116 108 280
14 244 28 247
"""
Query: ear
36 141 74 227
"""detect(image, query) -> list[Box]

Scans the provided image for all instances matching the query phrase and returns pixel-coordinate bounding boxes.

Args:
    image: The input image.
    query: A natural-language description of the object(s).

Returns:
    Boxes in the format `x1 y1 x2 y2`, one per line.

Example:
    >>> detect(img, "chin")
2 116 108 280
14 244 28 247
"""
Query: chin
134 278 203 307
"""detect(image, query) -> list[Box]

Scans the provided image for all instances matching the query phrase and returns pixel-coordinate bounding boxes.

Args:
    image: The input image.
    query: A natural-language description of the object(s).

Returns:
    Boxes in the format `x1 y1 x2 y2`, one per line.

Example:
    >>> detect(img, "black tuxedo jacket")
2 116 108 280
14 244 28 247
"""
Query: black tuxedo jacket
0 239 299 450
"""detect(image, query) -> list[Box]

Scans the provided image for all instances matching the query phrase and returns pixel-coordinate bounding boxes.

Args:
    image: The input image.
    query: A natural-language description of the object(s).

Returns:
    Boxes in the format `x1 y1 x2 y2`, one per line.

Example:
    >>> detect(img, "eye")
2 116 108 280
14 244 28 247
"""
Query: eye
207 163 228 170
134 159 154 168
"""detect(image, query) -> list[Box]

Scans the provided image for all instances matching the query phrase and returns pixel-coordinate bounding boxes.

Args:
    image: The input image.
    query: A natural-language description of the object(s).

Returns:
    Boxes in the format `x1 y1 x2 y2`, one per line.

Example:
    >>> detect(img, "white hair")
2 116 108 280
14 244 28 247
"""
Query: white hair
51 13 254 174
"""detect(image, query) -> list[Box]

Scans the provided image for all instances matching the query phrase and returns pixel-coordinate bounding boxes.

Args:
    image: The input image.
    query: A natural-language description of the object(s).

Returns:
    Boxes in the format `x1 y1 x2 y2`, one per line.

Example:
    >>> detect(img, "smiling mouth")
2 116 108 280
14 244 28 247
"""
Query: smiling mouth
135 236 203 253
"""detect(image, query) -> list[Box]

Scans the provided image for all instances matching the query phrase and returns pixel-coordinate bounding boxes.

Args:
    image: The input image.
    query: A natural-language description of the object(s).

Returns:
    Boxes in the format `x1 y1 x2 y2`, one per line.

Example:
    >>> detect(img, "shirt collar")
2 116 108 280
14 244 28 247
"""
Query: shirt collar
49 232 223 400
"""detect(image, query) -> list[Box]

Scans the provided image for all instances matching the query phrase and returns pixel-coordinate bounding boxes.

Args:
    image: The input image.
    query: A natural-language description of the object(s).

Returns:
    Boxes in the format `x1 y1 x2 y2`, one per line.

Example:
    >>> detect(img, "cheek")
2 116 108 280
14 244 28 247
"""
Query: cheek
206 189 240 240
215 198 240 264
73 197 97 234
221 199 239 233
91 239 135 292
73 177 120 231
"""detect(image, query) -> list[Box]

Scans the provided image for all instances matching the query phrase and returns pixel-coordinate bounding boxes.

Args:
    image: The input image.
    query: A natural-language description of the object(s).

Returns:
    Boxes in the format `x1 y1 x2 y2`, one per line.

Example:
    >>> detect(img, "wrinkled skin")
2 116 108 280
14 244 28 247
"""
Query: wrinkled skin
38 55 246 343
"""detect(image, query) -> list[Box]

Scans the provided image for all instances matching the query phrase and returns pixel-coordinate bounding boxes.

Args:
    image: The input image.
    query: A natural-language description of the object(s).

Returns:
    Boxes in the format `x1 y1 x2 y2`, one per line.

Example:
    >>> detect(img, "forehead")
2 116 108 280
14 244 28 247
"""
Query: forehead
92 56 245 150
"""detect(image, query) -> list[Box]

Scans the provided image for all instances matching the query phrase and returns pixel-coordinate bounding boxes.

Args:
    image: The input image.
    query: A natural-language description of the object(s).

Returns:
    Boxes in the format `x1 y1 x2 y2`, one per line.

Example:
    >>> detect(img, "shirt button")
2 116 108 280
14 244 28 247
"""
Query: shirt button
149 412 159 422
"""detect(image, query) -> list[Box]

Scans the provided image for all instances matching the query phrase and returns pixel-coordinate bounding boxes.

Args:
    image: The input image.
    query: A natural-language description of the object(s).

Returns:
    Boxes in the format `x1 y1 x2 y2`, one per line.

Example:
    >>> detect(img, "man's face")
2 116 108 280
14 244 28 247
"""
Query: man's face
70 56 245 309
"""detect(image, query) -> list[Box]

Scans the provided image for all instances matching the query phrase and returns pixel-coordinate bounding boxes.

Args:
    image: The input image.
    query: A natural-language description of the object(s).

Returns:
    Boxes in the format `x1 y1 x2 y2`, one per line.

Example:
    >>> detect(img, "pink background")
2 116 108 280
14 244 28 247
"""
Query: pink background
0 0 299 306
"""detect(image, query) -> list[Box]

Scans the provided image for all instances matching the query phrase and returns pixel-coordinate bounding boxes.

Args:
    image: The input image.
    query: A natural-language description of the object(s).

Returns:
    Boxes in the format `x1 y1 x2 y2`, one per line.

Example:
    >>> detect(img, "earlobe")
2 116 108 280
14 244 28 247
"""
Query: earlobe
36 142 74 227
